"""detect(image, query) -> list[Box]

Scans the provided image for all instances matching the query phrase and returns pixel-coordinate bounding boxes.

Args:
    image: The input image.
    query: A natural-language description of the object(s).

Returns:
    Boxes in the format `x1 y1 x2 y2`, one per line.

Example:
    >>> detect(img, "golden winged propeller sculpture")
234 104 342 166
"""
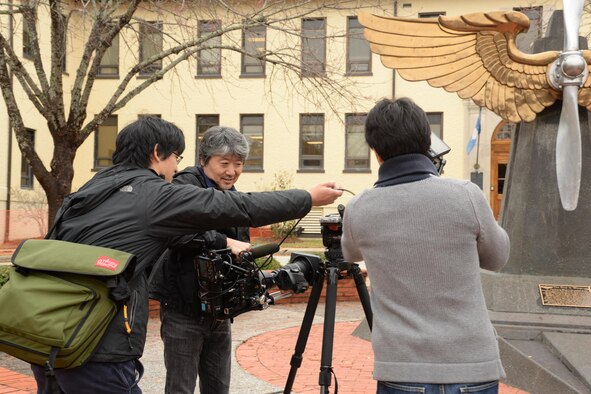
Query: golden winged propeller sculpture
359 1 589 211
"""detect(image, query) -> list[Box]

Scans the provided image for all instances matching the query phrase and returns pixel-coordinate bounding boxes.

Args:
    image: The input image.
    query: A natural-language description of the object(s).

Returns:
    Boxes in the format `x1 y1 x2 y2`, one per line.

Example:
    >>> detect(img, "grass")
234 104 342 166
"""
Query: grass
254 237 324 249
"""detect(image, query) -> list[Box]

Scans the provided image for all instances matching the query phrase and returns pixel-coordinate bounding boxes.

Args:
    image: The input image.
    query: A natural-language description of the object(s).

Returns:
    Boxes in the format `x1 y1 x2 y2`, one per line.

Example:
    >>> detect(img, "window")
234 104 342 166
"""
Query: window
240 115 264 171
418 11 446 18
346 17 371 74
301 18 326 77
241 25 266 76
139 21 163 76
514 7 542 54
60 14 67 73
196 114 219 161
299 114 324 171
197 20 222 76
20 129 35 189
345 114 370 171
138 114 161 119
94 115 118 168
426 112 443 139
495 121 516 141
23 21 34 59
98 29 119 77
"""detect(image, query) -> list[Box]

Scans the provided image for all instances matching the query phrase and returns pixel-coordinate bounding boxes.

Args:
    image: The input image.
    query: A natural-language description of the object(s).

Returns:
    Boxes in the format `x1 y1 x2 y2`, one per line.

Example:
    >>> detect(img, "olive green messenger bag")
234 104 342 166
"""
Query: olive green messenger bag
0 239 136 372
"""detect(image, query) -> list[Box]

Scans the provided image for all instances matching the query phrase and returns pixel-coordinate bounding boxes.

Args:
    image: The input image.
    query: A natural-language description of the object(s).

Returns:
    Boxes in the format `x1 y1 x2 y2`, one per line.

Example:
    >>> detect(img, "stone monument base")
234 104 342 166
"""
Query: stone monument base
482 271 591 393
352 271 591 393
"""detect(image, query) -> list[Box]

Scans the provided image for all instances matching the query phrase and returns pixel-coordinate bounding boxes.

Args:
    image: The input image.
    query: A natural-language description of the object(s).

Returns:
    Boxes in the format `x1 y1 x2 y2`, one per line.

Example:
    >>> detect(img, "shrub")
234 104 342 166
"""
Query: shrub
255 256 282 271
267 171 299 241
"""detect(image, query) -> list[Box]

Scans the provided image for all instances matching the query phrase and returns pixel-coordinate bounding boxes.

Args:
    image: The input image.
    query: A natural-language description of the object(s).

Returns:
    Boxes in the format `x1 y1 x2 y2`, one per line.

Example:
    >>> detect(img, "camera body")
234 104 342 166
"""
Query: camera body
320 204 345 262
195 246 321 321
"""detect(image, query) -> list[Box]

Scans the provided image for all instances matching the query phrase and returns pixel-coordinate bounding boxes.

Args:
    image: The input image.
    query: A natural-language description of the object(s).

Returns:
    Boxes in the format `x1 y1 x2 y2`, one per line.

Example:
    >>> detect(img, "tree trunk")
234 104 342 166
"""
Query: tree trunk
44 141 76 230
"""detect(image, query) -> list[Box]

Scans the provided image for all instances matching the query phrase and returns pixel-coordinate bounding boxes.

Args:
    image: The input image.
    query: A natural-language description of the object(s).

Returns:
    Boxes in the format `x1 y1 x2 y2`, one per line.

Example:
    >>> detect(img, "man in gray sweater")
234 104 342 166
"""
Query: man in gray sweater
341 98 510 394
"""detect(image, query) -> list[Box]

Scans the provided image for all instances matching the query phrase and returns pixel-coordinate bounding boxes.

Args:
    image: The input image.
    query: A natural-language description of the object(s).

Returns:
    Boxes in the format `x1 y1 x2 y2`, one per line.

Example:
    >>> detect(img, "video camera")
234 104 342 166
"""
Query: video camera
194 206 350 321
195 243 322 321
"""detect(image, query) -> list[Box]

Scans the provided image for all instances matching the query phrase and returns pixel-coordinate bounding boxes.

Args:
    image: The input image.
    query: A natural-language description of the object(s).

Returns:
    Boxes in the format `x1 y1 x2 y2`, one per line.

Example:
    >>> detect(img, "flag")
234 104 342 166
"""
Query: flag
466 110 481 155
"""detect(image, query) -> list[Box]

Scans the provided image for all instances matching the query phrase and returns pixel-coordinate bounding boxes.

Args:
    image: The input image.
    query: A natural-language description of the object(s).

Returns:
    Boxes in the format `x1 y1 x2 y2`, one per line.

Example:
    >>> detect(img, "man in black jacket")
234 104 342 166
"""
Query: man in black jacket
150 126 253 393
31 117 342 394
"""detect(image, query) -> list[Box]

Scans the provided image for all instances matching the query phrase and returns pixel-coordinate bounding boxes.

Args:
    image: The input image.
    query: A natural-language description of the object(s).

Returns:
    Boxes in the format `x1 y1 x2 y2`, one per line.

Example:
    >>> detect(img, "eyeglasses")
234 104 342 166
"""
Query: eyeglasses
172 152 183 164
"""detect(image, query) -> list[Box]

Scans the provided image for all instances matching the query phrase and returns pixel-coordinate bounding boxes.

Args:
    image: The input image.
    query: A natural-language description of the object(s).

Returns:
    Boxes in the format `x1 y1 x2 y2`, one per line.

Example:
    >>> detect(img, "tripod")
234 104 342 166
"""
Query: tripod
283 255 373 394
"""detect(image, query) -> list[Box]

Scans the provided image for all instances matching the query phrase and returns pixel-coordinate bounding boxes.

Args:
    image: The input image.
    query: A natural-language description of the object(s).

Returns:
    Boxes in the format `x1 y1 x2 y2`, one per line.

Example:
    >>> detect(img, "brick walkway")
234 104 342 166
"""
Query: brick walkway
236 321 530 394
0 321 531 394
0 368 36 393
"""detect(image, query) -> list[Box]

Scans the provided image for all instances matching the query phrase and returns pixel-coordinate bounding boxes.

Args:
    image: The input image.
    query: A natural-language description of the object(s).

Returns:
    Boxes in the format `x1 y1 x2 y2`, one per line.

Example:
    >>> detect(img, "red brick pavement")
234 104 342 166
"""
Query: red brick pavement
0 321 530 394
236 321 531 394
0 368 36 394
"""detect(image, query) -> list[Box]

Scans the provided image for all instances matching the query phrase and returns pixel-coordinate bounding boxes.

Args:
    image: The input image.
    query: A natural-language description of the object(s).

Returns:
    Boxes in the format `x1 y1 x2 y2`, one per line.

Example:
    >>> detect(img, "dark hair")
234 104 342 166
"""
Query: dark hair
199 126 249 165
112 117 185 167
365 97 431 161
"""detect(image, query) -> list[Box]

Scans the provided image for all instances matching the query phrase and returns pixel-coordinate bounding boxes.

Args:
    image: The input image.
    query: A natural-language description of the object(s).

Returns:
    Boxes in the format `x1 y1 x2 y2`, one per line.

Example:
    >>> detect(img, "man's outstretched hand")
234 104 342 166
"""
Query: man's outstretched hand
308 182 343 206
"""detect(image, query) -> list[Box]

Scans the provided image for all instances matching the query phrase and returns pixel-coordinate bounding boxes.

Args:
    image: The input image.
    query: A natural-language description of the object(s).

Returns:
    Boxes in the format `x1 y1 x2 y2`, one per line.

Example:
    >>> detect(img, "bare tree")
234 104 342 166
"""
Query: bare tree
0 0 389 227
10 188 48 236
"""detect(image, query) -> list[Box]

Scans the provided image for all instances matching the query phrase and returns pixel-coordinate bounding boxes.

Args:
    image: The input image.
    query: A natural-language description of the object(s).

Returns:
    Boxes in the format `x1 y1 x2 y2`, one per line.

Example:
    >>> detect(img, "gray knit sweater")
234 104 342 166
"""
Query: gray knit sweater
341 175 510 383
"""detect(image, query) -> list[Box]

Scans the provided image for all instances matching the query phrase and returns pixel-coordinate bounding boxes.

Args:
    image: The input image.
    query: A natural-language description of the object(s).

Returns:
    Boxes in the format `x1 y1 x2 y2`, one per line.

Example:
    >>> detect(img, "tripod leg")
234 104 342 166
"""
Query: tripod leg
350 265 373 330
319 265 339 394
283 272 325 394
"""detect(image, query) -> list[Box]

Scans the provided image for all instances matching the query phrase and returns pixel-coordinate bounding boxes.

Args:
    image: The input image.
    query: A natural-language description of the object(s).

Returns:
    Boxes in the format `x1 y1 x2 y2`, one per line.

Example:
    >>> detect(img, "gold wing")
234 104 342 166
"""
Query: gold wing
577 51 591 110
358 11 561 123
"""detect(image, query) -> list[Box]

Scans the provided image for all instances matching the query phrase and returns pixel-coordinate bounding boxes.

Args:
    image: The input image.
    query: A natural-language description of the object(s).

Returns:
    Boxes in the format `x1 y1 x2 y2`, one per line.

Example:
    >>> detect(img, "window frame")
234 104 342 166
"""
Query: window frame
20 129 35 189
197 20 222 77
22 20 34 60
195 114 220 163
418 11 447 18
93 115 118 170
98 27 120 78
138 21 163 77
241 24 266 77
513 6 543 54
346 16 372 76
298 113 325 172
344 113 370 172
301 18 327 77
240 114 264 172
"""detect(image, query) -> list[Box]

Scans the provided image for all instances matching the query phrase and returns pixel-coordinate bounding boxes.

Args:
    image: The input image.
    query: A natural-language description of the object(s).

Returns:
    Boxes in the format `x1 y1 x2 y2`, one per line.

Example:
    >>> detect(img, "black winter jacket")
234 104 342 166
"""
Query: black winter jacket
52 164 311 362
149 166 251 316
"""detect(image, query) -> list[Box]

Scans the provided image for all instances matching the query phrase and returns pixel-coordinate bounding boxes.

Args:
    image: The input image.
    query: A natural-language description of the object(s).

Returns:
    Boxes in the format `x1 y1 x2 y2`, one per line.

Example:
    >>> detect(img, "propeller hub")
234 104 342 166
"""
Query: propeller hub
561 54 586 78
547 50 588 89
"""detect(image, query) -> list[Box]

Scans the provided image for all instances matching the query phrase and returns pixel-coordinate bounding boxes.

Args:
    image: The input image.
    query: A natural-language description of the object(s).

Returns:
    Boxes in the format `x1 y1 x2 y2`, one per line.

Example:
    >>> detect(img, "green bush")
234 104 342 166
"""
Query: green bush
265 171 299 241
0 266 10 288
255 256 282 271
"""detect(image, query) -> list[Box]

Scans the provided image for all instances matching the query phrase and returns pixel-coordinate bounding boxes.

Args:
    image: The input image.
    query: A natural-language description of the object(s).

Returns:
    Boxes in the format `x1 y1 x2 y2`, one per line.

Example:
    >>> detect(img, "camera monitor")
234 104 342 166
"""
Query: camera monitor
428 132 450 174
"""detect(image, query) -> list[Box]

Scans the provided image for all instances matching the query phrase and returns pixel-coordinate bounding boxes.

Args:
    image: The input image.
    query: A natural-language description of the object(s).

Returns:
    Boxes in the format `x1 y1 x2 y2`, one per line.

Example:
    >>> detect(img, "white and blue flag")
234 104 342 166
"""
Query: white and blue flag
466 110 481 155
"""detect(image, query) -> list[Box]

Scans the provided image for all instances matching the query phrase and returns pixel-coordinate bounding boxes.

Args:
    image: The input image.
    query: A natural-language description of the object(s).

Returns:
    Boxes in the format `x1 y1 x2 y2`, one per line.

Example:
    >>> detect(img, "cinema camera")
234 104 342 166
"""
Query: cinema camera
194 209 345 322
195 242 320 321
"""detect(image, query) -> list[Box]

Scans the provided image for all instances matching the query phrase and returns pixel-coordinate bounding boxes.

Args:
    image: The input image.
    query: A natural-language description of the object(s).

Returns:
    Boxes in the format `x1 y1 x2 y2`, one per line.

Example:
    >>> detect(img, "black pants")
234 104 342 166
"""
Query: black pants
31 359 144 394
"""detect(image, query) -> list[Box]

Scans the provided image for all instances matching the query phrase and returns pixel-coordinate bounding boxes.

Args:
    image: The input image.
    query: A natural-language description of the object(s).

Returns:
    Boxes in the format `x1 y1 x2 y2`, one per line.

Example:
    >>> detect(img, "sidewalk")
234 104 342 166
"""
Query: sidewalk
0 301 529 394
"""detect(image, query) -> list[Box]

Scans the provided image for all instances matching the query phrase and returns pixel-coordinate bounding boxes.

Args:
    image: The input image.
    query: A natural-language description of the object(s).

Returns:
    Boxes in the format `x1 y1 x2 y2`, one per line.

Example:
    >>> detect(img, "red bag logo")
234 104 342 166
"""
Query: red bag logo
95 256 120 271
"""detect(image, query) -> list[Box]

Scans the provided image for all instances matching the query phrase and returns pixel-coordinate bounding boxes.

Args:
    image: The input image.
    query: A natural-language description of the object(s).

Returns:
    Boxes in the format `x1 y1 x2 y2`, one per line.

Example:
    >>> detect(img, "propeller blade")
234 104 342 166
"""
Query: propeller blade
556 84 582 210
563 0 584 51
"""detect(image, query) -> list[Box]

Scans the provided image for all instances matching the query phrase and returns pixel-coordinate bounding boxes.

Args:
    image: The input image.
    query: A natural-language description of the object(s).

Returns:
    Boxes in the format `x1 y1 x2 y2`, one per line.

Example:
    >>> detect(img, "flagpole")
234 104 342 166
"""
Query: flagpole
474 108 482 170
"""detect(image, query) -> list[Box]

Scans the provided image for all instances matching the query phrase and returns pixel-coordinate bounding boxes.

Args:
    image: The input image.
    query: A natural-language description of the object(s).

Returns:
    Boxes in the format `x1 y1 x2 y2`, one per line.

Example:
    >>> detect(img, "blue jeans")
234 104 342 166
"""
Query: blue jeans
31 359 143 394
160 306 231 394
377 381 498 394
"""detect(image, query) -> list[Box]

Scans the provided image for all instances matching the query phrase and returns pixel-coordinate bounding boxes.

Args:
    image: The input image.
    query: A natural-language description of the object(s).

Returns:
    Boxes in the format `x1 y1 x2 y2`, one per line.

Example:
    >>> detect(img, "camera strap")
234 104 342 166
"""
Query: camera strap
374 153 438 188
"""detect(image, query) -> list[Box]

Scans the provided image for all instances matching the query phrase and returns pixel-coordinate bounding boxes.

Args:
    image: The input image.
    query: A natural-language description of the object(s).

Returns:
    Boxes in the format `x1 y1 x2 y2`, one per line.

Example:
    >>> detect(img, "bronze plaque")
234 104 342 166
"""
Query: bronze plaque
539 284 591 308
